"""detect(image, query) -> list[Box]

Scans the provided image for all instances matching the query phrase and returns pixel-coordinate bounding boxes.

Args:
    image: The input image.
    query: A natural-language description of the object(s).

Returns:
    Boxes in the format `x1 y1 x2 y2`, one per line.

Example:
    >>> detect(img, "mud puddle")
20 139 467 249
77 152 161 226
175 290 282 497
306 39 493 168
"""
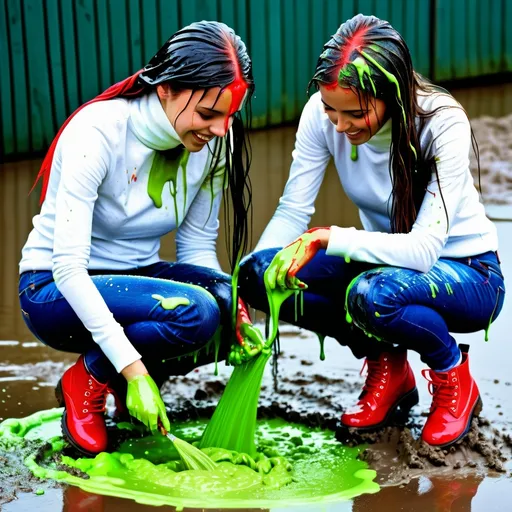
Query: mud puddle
1 323 511 511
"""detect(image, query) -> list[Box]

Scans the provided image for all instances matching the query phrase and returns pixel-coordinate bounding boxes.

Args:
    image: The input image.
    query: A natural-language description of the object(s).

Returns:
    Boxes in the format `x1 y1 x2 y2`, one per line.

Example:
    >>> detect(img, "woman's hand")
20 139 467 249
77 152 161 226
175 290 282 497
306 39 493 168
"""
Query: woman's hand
228 298 267 365
264 227 330 290
122 360 170 433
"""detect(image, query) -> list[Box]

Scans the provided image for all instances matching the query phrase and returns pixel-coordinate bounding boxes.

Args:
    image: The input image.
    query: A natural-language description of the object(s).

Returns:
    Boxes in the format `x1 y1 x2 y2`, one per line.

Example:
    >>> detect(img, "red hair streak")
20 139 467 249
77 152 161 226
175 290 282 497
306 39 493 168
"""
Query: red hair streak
223 38 249 132
325 26 369 90
224 77 249 132
32 70 146 204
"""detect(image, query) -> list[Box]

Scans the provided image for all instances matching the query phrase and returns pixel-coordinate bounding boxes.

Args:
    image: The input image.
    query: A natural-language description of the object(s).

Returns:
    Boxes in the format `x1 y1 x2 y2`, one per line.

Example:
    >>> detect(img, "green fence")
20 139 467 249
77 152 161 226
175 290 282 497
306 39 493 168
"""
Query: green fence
1 0 511 159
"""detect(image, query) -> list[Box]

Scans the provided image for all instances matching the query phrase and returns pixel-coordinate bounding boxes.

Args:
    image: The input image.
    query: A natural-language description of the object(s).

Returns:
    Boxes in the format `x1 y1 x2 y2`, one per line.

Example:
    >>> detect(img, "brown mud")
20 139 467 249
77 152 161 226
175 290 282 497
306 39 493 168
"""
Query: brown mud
471 113 512 208
1 328 511 509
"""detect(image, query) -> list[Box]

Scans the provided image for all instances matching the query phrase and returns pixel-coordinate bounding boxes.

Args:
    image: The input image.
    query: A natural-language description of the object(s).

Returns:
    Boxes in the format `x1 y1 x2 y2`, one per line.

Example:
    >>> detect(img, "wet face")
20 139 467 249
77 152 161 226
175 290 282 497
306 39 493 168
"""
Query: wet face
157 85 235 152
319 84 387 145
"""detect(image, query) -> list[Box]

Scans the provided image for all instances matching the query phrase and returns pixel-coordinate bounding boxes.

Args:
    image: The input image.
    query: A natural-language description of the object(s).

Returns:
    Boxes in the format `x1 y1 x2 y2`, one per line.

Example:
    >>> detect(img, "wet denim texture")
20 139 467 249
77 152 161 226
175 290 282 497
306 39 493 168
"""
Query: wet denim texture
19 262 233 381
239 249 505 370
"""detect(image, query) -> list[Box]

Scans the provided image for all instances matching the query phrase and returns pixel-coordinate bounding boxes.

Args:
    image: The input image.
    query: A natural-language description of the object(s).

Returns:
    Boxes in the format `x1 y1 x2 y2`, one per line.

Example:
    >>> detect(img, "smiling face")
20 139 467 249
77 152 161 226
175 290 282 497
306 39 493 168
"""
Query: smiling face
319 84 387 145
156 85 236 152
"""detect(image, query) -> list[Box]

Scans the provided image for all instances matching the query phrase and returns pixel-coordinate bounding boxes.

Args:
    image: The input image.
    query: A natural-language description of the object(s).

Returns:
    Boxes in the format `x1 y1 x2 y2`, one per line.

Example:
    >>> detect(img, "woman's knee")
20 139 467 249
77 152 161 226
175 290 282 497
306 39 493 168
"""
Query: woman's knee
185 289 221 343
346 268 404 331
154 288 221 345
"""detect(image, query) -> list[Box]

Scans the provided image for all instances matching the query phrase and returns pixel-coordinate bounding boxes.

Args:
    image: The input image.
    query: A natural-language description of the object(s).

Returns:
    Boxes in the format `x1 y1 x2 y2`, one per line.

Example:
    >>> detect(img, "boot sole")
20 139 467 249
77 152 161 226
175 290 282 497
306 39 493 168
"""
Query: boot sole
336 386 420 439
426 395 483 449
55 379 102 458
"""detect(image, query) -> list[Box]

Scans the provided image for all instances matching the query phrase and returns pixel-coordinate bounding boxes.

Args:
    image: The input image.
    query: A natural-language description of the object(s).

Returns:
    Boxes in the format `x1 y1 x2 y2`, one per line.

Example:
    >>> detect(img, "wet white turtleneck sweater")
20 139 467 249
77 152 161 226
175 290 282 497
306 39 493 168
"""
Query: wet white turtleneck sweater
256 91 497 271
20 92 226 372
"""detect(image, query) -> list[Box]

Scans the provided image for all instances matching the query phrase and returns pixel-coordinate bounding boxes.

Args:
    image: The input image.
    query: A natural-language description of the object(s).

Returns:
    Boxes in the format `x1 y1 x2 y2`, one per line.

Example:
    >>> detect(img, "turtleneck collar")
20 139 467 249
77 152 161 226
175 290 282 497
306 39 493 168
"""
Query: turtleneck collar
128 91 183 151
366 117 392 152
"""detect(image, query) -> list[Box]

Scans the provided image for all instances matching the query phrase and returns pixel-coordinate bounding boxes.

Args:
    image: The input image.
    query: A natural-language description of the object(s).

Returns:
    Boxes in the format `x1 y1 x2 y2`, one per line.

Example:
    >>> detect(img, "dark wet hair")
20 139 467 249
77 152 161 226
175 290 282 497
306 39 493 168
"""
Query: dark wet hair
35 20 254 271
140 20 255 270
309 14 475 234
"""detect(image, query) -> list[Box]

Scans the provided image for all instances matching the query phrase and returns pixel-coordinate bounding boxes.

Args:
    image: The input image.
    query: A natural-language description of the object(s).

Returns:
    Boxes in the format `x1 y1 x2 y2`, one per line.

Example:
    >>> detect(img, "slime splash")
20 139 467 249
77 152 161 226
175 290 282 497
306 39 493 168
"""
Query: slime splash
0 409 378 508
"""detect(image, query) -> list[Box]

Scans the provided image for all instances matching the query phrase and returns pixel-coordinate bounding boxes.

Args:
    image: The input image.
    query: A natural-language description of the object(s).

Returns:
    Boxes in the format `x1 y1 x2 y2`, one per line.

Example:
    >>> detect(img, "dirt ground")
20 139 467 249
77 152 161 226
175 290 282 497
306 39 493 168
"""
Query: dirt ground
1 324 511 511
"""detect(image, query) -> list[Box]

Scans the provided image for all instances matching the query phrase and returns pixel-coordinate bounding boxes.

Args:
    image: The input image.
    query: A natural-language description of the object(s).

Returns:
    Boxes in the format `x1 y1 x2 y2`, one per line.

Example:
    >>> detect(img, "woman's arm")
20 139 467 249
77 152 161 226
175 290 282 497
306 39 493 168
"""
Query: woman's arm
255 96 332 251
52 124 142 374
175 151 225 271
326 107 472 273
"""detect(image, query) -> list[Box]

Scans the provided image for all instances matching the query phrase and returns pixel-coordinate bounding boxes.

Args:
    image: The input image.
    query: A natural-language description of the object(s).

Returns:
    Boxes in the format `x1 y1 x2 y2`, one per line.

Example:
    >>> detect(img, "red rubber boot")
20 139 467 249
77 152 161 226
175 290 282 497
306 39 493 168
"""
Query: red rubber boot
340 351 419 430
421 347 482 447
55 355 109 455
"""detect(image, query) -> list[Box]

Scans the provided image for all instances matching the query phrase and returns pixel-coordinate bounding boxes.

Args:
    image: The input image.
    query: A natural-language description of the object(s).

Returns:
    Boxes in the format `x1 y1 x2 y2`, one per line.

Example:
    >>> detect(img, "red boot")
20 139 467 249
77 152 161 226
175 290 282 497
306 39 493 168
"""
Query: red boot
421 348 482 447
340 351 419 430
55 355 109 456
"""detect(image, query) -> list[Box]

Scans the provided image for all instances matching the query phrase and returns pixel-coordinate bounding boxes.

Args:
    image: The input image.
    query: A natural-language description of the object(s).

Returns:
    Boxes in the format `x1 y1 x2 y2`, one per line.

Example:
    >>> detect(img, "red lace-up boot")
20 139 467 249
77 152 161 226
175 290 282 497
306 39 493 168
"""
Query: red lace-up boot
421 345 482 447
55 355 109 455
340 351 419 430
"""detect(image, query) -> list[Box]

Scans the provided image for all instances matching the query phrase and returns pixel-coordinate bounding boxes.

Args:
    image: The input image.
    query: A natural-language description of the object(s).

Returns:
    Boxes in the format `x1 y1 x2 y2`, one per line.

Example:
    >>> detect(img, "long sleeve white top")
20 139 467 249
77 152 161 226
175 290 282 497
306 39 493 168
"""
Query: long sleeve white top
20 92 226 372
256 91 498 273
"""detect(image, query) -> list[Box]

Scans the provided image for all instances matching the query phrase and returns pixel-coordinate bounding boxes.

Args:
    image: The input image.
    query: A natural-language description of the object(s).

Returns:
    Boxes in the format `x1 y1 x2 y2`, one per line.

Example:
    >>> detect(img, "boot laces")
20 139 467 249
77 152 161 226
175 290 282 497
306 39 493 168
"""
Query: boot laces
82 378 108 414
360 358 388 398
422 369 459 413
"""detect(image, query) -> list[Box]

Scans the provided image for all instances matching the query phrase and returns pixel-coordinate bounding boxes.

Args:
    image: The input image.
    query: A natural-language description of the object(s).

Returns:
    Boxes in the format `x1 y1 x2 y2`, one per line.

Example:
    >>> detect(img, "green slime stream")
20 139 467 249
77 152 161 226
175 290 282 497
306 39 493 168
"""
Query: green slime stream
0 409 378 508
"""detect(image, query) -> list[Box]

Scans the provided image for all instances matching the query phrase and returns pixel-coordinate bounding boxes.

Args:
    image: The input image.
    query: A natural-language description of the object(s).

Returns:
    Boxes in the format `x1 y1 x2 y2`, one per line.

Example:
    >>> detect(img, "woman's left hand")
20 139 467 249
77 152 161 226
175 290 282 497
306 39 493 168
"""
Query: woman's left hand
264 227 330 290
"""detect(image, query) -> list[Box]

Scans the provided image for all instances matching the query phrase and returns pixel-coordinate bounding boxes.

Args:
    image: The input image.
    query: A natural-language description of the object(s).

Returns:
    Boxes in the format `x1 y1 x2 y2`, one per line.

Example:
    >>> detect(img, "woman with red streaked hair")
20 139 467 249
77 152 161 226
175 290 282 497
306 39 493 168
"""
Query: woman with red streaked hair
240 14 504 448
18 20 261 456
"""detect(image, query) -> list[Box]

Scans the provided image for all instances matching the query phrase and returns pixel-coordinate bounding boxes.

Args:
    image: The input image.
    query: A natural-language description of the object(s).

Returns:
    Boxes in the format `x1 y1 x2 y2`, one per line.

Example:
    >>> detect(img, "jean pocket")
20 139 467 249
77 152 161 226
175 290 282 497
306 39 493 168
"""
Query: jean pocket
19 271 55 301
476 260 505 291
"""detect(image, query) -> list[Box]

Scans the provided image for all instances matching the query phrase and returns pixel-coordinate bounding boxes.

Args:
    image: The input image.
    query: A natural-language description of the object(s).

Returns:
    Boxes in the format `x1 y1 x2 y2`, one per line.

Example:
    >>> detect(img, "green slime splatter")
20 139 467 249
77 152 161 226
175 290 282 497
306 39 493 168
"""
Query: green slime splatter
317 333 326 361
147 147 190 223
151 294 190 310
0 410 378 508
429 283 439 299
356 50 417 160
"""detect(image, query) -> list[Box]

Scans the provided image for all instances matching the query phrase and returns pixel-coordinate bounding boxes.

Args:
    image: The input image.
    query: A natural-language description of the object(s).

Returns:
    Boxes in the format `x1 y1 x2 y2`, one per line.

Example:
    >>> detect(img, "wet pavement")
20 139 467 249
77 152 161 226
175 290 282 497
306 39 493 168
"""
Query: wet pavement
1 82 512 510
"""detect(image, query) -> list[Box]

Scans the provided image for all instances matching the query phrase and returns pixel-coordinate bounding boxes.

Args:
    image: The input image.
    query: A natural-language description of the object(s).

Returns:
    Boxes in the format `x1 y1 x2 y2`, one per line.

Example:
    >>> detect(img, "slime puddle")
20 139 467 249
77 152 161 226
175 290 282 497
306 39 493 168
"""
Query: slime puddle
0 408 378 508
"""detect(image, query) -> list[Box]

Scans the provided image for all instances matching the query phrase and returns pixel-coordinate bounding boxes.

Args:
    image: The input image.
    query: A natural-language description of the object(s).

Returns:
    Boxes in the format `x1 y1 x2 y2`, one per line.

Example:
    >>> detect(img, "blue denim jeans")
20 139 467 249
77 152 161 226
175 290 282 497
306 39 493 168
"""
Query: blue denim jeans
19 262 233 382
239 249 505 370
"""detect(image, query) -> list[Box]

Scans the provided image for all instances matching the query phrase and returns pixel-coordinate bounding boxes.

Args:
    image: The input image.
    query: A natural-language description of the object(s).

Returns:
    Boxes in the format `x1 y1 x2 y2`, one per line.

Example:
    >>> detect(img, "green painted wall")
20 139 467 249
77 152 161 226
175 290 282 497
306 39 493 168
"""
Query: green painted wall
0 0 510 159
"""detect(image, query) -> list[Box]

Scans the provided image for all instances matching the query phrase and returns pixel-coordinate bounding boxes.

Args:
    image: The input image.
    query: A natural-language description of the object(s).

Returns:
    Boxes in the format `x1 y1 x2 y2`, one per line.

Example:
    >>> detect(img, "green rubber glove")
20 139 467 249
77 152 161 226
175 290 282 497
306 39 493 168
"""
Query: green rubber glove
125 374 171 434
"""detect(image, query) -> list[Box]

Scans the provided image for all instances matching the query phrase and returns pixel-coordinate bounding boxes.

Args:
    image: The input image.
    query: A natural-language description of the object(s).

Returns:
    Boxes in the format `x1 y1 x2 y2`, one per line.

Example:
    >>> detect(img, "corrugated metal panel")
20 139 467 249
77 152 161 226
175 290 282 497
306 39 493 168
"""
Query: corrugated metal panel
436 0 509 79
1 0 511 159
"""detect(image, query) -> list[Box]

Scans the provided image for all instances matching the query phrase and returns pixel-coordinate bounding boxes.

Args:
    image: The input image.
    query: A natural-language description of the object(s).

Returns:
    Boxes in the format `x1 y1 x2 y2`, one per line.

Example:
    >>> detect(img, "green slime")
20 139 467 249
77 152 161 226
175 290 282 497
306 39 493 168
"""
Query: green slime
0 409 378 508
200 351 272 456
147 147 190 223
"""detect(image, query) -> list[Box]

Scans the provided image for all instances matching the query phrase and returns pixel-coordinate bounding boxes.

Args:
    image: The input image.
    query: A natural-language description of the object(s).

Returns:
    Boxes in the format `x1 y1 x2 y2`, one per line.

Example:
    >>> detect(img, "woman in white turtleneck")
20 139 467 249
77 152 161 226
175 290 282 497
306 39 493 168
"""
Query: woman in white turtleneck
239 15 505 449
18 21 260 456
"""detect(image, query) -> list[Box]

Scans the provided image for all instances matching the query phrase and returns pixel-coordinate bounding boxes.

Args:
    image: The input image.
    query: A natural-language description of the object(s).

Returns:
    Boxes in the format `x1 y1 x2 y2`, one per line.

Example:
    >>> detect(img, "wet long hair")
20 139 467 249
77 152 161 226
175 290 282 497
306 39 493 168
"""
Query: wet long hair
309 14 476 234
34 21 254 271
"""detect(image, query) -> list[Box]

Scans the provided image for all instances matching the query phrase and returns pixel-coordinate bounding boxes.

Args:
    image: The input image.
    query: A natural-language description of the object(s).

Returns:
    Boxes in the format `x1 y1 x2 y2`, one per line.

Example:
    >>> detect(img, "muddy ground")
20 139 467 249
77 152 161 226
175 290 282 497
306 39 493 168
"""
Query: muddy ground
0 322 511 511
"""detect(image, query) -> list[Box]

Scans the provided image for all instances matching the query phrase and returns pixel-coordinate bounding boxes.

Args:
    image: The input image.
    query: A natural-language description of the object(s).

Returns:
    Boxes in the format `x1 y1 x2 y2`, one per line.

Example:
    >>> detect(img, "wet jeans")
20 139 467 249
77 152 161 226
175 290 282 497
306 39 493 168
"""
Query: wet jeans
239 249 505 370
19 262 233 382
